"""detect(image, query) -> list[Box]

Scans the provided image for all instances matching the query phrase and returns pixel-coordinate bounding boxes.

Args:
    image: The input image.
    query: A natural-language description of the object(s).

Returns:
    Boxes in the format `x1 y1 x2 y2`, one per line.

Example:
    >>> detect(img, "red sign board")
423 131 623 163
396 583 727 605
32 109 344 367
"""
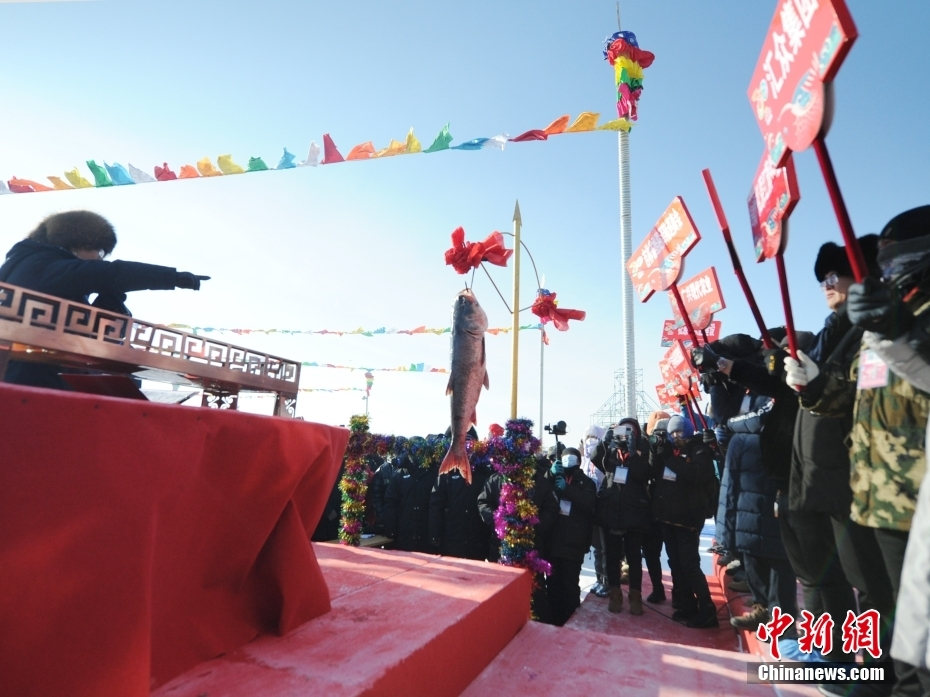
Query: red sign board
661 319 721 348
668 267 726 330
748 143 801 260
748 0 857 164
655 383 678 411
659 340 700 398
626 196 701 302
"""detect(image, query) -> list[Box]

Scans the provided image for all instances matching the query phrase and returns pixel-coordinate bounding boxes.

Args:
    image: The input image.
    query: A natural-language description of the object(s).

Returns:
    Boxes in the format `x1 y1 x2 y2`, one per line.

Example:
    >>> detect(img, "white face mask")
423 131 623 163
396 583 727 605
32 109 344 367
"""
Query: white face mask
563 454 579 468
584 439 599 457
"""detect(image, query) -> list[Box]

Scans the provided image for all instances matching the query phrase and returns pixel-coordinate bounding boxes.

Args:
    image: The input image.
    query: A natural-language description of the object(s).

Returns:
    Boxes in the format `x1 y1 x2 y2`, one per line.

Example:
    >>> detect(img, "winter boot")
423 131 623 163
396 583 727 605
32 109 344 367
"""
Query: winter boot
608 586 624 613
646 585 666 603
730 603 770 630
687 598 719 628
628 589 643 615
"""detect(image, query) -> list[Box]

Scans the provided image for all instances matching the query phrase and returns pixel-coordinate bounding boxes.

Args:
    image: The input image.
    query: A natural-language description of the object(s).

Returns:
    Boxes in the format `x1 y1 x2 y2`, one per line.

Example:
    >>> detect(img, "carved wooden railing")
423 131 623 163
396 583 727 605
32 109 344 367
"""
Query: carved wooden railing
0 281 300 417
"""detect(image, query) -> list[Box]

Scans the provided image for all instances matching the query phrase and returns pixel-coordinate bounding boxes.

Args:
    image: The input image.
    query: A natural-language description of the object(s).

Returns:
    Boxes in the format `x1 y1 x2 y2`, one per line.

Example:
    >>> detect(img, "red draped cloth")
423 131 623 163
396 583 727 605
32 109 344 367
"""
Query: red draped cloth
0 383 348 697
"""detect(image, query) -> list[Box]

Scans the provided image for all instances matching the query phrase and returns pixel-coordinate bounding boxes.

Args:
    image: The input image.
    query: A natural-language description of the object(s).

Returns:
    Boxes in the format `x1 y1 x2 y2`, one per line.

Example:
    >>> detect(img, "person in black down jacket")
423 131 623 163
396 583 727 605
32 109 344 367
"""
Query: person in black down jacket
429 462 491 559
651 415 719 629
0 210 209 389
383 452 436 552
545 446 596 626
597 417 654 616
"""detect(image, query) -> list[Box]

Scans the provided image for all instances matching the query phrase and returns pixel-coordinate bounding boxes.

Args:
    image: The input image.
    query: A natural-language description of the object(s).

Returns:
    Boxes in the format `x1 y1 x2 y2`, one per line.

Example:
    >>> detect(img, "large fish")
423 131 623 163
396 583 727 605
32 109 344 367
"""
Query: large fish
439 288 489 484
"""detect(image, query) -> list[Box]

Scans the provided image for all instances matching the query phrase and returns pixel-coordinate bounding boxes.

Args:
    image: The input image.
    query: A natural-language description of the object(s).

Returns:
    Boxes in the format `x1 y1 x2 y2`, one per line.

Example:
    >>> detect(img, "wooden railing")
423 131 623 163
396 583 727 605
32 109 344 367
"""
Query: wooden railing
0 281 300 416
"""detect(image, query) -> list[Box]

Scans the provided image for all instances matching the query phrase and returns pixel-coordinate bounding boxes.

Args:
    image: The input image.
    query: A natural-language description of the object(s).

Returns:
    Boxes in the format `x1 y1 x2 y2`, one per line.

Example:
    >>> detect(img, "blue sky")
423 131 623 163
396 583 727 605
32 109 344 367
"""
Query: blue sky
2 1 928 445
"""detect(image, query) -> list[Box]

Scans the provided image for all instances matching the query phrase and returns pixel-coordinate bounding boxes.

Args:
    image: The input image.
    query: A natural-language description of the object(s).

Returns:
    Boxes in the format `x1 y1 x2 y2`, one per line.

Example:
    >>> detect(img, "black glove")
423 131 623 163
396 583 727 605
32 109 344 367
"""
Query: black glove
690 344 721 373
702 429 717 446
175 272 211 290
847 277 912 338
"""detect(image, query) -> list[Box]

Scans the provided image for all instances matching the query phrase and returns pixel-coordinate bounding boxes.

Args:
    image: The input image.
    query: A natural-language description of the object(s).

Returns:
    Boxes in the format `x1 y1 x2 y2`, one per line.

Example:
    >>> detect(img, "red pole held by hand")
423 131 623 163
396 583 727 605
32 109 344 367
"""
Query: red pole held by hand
701 168 775 349
813 138 868 282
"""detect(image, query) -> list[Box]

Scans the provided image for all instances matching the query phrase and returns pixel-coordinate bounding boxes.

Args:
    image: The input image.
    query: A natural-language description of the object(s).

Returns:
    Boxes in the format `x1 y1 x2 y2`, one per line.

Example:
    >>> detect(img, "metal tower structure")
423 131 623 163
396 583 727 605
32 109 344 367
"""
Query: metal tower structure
589 367 659 428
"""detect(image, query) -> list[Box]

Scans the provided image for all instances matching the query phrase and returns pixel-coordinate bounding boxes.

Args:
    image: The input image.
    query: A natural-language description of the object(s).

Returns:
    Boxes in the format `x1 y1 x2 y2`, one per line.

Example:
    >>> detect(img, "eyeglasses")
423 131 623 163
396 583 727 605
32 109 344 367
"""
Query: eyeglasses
819 272 840 289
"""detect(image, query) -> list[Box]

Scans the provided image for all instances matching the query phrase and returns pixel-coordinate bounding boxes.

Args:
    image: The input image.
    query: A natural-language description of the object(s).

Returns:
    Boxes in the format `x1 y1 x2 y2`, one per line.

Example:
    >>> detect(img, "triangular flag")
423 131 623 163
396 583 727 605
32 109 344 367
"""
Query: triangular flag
86 160 113 187
196 157 222 176
405 127 422 153
127 163 156 183
509 129 547 142
155 163 178 181
322 134 344 164
9 177 53 192
346 142 376 160
544 115 570 135
375 139 406 157
217 154 245 174
424 123 452 153
565 112 600 132
47 176 74 190
277 148 296 169
179 164 200 179
247 156 268 172
301 142 320 166
64 168 93 188
599 118 632 132
104 162 135 185
0 180 10 195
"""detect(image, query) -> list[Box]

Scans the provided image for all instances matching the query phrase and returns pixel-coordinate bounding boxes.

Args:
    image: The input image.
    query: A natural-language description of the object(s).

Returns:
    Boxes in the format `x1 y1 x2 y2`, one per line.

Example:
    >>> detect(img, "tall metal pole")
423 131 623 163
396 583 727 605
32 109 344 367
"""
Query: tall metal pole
618 132 636 420
510 200 522 419
538 328 544 431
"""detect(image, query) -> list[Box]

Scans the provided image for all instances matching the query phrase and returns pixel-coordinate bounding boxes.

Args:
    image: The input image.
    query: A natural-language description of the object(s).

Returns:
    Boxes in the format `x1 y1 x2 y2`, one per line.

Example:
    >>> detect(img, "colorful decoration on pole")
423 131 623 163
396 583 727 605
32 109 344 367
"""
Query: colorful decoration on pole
603 30 655 121
530 289 586 331
444 227 514 275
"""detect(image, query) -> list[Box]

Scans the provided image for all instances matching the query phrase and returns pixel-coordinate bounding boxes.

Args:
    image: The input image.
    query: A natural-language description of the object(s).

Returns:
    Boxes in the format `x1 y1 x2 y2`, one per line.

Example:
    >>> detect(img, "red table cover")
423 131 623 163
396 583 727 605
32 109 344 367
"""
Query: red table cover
0 383 348 696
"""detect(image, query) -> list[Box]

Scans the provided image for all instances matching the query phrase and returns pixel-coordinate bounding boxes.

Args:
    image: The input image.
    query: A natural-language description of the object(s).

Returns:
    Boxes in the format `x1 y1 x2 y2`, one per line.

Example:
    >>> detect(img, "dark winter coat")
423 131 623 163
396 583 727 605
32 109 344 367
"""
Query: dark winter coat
547 467 596 563
789 309 861 514
428 467 491 559
596 445 653 533
0 239 188 388
651 436 716 531
384 460 436 552
716 395 787 558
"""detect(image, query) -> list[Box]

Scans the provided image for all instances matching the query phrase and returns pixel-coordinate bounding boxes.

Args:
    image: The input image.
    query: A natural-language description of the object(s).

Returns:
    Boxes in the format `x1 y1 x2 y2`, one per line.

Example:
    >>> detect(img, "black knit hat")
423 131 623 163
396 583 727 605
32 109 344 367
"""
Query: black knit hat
813 234 880 281
879 205 930 243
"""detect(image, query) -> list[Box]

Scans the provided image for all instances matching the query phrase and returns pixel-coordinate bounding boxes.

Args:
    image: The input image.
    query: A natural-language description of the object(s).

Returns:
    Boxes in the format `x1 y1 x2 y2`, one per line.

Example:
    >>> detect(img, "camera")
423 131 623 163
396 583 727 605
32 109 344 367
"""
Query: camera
544 420 567 436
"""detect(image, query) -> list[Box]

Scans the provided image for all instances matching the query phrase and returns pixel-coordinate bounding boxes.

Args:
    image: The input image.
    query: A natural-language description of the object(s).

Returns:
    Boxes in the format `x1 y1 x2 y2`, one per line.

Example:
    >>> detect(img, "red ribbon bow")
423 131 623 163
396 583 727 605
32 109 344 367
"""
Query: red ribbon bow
531 290 586 331
444 227 513 274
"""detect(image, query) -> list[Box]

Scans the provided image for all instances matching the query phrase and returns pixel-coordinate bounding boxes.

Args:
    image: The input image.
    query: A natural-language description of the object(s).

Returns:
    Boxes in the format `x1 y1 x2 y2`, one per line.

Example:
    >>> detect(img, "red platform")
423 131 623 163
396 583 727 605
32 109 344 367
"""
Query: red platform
2 382 821 696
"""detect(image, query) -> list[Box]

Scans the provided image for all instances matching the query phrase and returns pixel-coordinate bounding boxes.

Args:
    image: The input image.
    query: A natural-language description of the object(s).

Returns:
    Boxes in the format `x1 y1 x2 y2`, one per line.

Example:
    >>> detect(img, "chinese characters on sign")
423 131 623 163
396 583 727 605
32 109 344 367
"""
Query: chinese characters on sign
626 196 701 302
747 0 857 162
754 607 881 661
668 267 726 330
748 143 801 261
660 319 721 348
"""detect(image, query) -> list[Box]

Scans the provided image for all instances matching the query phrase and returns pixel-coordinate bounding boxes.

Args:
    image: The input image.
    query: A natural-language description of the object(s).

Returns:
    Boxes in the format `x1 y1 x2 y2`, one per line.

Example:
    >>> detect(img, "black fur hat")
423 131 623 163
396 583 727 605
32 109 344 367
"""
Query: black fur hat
813 234 880 281
879 205 930 243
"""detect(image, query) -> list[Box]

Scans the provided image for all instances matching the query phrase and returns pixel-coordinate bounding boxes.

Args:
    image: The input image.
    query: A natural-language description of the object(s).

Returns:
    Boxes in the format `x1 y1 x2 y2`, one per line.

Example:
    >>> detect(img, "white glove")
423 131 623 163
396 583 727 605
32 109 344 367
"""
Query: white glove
783 350 819 391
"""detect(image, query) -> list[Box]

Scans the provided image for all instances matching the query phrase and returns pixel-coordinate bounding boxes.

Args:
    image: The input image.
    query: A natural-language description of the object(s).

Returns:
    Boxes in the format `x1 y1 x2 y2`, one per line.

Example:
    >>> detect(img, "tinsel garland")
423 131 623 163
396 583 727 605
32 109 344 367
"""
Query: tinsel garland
337 415 549 580
338 414 394 545
488 418 551 576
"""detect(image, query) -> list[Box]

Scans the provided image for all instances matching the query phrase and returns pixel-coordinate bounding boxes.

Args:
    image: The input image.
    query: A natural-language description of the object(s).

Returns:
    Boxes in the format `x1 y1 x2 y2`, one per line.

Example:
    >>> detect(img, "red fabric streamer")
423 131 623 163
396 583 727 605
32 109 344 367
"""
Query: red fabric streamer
444 227 513 274
606 37 655 68
531 289 586 331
